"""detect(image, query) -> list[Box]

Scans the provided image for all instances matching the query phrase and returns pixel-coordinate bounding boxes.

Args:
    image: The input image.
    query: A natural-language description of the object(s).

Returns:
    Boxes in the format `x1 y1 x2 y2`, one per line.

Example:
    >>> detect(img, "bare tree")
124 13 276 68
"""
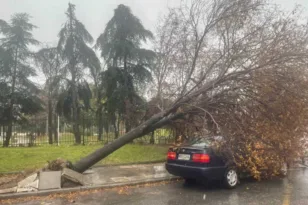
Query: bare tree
35 46 65 144
72 0 308 173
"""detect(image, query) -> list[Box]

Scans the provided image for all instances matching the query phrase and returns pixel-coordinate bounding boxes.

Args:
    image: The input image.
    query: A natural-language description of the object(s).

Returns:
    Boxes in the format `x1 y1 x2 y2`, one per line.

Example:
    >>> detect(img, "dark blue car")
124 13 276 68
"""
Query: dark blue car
165 137 238 188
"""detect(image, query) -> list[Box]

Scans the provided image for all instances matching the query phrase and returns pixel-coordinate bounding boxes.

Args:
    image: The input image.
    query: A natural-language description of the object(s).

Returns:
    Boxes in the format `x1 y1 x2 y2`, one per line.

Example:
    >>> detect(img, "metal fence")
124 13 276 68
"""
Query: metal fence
0 117 176 147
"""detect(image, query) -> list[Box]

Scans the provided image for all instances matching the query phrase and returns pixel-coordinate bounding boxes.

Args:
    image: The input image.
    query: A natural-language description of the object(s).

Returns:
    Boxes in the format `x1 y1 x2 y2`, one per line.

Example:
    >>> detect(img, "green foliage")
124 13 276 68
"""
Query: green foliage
96 5 153 58
96 4 155 79
57 3 100 73
56 80 92 120
0 13 39 50
57 3 100 143
0 13 43 126
0 46 13 76
96 4 155 131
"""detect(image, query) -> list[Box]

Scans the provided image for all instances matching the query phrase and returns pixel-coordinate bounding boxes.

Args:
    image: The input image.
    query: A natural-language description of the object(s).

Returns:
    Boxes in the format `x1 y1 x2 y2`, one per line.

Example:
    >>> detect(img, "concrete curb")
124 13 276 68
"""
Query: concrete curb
0 176 180 200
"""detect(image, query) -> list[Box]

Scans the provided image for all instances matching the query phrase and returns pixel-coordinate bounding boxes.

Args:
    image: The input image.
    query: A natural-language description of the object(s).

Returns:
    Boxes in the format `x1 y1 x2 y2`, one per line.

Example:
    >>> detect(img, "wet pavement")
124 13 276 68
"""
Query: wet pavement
83 163 174 185
10 168 308 205
0 163 175 195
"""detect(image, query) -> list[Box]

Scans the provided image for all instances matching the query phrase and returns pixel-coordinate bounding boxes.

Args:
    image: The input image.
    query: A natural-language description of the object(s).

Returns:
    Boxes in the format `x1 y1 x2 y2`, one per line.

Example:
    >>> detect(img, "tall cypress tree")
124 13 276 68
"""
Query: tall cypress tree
57 3 100 144
0 13 41 147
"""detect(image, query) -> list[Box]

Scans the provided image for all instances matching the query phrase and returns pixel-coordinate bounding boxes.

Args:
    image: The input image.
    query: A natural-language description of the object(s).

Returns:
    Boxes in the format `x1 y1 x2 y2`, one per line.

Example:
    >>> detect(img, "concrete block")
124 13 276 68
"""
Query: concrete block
38 171 61 190
17 187 34 193
28 179 39 189
17 179 39 193
62 168 86 185
18 173 37 187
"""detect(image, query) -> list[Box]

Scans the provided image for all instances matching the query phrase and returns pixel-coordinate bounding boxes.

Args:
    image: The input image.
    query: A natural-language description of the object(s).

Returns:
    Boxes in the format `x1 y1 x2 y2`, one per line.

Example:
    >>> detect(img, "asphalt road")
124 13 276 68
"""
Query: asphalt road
9 168 308 205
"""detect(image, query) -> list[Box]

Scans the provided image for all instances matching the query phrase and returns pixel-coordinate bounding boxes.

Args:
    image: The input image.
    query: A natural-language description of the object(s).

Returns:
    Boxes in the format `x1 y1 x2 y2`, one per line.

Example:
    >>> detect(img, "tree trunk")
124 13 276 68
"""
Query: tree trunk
2 126 6 145
54 113 58 143
150 131 155 144
48 97 53 144
71 72 81 144
113 118 119 139
68 5 81 144
73 81 215 172
4 48 18 147
125 120 131 134
105 123 109 142
1 126 4 139
97 106 103 141
5 115 13 147
73 111 184 173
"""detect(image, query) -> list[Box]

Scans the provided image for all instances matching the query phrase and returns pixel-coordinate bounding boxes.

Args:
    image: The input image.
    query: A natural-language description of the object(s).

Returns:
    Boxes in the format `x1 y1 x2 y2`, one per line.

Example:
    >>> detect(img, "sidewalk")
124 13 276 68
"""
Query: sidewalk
84 163 174 185
0 163 178 199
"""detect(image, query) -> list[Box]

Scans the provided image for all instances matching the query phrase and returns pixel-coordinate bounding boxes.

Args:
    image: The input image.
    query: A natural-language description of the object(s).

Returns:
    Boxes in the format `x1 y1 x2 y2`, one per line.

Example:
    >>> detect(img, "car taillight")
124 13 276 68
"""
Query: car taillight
192 153 210 163
167 151 176 160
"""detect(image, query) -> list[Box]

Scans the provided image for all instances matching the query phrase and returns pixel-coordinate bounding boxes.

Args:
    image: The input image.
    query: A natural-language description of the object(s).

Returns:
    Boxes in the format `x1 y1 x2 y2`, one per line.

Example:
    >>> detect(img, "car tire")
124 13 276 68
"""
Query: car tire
223 168 238 189
184 178 196 184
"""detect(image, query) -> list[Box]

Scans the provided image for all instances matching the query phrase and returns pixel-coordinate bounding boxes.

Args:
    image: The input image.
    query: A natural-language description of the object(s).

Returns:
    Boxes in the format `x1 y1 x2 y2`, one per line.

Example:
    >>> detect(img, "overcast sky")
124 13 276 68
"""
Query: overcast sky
1 0 307 85
1 0 307 47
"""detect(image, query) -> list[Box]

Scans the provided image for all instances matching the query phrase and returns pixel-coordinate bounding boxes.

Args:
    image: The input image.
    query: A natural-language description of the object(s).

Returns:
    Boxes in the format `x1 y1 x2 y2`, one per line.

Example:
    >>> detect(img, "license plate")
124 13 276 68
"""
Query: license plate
178 154 190 160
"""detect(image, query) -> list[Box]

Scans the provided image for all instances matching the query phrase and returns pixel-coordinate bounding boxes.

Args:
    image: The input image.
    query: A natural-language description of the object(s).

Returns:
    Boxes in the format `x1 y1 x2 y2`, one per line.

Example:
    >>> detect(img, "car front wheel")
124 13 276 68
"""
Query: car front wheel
224 168 238 189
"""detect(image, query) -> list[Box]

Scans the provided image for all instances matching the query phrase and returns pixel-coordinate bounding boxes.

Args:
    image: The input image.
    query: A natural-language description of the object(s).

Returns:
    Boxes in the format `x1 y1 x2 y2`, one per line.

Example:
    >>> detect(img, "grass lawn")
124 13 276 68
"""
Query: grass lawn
0 144 168 173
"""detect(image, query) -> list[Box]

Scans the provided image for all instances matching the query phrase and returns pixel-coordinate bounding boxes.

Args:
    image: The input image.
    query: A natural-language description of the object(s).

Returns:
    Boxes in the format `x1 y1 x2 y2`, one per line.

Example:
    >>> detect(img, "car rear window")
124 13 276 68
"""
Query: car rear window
190 138 212 147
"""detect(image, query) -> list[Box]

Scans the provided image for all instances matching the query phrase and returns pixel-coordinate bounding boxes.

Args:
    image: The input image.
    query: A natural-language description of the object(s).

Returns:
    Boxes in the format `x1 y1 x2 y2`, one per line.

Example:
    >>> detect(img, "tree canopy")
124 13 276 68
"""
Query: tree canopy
96 4 155 134
0 13 42 146
57 3 100 144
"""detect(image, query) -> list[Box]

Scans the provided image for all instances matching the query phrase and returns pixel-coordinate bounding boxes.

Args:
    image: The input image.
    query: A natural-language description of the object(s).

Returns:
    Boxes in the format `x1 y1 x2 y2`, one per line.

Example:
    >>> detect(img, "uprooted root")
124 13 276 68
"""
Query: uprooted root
43 158 74 171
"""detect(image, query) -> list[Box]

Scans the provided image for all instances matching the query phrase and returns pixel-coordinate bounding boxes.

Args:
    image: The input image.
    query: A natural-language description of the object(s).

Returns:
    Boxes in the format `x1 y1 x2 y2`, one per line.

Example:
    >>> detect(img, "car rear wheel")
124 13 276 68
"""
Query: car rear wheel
224 168 238 189
184 178 196 184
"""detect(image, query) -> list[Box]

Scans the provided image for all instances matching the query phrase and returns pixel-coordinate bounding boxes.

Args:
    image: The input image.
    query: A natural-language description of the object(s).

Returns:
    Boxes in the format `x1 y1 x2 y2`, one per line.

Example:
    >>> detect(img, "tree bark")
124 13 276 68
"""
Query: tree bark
71 71 81 144
48 96 53 144
125 120 131 134
113 118 119 139
53 113 58 143
73 110 184 172
68 4 81 144
150 131 155 144
5 112 13 147
97 112 103 141
73 80 214 172
1 126 4 139
4 48 18 147
97 105 103 141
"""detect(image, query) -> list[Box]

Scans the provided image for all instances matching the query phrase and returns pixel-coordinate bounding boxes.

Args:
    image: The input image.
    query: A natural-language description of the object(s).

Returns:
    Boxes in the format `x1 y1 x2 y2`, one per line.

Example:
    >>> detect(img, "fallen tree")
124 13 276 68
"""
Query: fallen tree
71 0 308 177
